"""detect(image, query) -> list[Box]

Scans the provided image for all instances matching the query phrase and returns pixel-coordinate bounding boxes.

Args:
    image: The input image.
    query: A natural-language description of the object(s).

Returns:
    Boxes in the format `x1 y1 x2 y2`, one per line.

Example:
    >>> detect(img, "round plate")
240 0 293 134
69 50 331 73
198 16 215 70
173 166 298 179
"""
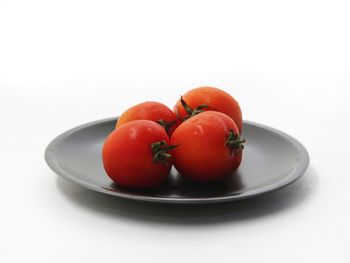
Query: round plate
45 117 309 204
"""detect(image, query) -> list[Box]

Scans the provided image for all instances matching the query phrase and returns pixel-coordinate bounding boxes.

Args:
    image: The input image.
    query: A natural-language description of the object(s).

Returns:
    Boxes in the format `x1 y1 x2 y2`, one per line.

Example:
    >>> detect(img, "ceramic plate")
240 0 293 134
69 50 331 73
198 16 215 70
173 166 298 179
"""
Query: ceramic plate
45 117 309 204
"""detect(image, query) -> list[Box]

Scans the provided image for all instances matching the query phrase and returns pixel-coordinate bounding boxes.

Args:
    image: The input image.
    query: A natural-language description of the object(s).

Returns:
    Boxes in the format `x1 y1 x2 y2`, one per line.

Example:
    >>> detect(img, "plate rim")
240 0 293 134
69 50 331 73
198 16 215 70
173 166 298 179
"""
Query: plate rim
45 117 310 204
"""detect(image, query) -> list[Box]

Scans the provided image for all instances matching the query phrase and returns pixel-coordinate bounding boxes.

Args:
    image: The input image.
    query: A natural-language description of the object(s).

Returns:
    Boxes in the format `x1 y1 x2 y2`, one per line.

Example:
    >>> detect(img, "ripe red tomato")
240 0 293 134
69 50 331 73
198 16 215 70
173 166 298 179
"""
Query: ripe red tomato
170 111 245 182
116 101 178 135
103 120 176 188
173 87 243 132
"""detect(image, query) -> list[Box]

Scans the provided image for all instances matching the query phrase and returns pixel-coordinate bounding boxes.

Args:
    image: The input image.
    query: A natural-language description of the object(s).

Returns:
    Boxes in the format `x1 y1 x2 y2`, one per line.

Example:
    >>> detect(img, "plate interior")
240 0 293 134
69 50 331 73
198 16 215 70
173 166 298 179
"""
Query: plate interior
46 118 309 203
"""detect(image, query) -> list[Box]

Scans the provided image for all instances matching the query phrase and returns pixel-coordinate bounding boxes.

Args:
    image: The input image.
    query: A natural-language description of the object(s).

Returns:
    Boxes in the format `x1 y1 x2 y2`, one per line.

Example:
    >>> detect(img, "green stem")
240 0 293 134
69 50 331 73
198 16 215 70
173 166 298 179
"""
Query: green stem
226 129 246 154
180 96 193 115
180 96 210 120
156 119 177 134
151 141 179 165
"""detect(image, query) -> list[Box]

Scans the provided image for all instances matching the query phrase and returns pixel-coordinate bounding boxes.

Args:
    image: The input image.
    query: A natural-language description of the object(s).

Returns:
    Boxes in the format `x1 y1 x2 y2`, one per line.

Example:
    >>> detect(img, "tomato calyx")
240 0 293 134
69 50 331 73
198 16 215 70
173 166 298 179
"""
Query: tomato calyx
179 96 210 120
226 129 246 154
151 140 178 165
156 119 177 134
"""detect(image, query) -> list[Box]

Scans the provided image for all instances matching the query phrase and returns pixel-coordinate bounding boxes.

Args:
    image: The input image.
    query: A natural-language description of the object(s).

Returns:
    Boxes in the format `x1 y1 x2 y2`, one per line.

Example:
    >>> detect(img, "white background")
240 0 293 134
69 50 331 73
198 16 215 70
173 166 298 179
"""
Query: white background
1 0 350 262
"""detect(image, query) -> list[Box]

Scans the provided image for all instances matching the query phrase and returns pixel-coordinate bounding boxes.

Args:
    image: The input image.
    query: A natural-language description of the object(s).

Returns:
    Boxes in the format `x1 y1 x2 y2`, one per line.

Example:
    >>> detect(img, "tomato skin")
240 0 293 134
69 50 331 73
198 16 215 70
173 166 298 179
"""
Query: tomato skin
116 101 178 135
170 111 243 182
103 120 172 188
174 87 243 132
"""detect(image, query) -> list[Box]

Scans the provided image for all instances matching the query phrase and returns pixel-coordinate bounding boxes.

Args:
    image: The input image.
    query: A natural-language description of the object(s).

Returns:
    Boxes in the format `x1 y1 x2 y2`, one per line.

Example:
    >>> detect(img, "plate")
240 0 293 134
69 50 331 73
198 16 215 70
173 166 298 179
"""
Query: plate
45 117 309 204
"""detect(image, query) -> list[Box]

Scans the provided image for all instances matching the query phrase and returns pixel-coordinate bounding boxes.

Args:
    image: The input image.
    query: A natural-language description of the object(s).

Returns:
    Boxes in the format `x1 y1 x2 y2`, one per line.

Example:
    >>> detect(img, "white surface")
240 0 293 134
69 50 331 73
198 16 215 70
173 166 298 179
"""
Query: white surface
1 1 350 262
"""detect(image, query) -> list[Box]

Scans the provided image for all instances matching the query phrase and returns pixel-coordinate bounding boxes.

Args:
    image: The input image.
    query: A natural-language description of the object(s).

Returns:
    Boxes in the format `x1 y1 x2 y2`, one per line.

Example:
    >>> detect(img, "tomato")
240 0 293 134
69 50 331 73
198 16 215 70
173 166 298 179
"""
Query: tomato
103 120 176 188
116 101 178 135
170 111 245 182
173 87 243 132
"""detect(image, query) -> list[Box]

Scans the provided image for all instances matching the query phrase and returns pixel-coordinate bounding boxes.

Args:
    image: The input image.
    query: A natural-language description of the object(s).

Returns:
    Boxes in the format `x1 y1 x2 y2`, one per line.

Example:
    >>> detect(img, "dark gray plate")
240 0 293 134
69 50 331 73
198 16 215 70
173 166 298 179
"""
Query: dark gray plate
45 117 309 204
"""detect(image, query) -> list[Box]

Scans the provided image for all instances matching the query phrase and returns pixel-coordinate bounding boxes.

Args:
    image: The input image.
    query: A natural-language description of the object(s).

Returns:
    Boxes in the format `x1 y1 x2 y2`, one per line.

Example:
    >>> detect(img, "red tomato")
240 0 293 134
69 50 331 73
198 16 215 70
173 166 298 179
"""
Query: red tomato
103 120 176 188
170 111 245 182
173 87 243 132
116 101 178 135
